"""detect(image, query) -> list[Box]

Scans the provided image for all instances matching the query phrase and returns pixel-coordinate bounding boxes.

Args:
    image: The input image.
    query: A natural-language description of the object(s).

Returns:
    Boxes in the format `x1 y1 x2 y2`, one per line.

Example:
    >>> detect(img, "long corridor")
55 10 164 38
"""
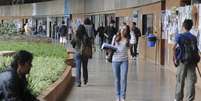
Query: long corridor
65 50 201 101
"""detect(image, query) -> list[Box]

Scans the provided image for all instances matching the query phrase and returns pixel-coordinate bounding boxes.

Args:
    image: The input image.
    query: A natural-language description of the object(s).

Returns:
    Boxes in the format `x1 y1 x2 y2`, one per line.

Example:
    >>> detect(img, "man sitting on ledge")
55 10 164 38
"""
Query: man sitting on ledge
0 50 39 101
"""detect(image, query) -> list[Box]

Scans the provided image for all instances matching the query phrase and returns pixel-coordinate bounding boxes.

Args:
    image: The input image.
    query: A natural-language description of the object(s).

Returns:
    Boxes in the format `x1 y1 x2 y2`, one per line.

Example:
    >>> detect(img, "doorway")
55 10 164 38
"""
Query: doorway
142 14 153 35
142 14 157 63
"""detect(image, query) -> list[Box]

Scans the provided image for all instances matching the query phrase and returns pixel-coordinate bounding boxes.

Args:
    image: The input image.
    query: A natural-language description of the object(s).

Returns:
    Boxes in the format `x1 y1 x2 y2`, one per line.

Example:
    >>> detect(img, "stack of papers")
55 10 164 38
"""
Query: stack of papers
101 43 117 51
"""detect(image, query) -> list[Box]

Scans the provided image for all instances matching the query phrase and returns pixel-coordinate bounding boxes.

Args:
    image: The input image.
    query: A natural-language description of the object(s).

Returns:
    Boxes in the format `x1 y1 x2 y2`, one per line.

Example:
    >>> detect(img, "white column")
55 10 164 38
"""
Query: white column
47 17 51 37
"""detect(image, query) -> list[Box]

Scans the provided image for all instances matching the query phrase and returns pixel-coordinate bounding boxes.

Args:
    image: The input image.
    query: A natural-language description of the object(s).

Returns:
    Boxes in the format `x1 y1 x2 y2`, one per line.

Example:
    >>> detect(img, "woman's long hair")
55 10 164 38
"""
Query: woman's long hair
115 26 129 47
76 25 87 41
116 26 129 42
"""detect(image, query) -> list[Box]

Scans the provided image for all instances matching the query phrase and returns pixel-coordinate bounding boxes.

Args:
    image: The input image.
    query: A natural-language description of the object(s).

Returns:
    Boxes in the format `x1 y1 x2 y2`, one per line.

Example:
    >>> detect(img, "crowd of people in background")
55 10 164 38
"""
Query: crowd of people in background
0 17 142 101
15 17 142 56
70 17 142 101
1 16 198 101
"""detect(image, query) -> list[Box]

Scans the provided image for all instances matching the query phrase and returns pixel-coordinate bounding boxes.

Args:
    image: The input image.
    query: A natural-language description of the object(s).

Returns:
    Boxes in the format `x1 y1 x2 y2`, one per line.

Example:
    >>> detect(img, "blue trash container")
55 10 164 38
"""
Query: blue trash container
147 34 157 47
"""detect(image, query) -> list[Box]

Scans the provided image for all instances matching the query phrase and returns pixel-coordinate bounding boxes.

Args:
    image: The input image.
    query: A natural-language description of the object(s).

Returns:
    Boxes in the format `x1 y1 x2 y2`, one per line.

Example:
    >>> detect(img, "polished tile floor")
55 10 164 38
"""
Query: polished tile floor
64 50 201 101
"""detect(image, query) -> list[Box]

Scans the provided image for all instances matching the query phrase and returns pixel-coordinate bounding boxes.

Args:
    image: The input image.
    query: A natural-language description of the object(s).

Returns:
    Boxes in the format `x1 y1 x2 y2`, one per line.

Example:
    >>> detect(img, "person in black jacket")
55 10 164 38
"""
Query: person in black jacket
59 21 68 45
130 22 141 57
0 50 39 101
97 23 105 49
71 25 91 87
105 20 117 44
104 20 117 59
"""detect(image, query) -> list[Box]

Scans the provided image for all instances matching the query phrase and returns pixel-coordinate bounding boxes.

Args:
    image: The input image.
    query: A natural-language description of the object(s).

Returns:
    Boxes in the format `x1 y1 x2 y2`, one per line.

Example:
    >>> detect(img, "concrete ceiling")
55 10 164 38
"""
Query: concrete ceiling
0 0 53 5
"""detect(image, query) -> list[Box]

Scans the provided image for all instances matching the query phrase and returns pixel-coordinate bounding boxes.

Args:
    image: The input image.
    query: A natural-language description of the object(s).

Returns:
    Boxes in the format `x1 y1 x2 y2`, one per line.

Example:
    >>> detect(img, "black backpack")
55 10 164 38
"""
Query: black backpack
179 34 200 65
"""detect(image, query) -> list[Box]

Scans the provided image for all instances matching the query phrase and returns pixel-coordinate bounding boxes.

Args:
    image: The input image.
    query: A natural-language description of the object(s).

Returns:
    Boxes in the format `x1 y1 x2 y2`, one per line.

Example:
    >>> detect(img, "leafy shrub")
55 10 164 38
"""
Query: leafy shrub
28 57 65 96
0 41 66 58
0 22 17 35
0 56 66 96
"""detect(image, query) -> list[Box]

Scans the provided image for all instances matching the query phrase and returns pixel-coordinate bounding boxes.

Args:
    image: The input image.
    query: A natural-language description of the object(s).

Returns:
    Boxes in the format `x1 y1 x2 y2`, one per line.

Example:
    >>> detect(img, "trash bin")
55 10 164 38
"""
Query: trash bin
147 33 157 47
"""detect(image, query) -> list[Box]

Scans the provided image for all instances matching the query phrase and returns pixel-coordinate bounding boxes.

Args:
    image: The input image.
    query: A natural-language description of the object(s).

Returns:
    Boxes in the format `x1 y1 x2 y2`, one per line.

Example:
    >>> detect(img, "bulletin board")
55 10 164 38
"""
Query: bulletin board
162 4 201 52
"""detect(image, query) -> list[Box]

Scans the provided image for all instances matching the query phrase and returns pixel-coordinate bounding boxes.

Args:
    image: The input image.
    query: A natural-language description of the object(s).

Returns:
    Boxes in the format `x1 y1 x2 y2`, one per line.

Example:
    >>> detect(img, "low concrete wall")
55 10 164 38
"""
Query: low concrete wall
37 51 74 101
37 66 73 101
0 50 74 101
0 51 73 101
0 51 16 56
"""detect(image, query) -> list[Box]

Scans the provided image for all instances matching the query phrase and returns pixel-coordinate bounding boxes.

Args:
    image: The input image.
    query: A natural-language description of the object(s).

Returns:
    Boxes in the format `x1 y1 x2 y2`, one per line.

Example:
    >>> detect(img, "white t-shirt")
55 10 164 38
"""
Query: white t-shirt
129 31 136 44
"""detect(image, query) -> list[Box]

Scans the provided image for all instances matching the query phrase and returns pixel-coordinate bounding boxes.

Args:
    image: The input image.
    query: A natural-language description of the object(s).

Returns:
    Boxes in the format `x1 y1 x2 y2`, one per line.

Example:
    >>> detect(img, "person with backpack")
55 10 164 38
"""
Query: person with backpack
83 18 95 55
0 50 39 101
59 21 68 45
71 24 91 87
173 19 200 101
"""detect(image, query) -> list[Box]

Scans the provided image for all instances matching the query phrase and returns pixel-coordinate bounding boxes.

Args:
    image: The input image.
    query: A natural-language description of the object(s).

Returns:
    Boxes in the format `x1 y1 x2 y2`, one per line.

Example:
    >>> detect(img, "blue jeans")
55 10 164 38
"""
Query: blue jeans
75 53 88 85
112 60 128 100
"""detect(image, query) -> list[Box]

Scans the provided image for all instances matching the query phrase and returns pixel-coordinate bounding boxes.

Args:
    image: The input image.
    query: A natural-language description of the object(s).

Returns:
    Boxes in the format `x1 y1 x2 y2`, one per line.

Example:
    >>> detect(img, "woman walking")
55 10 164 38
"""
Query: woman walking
112 25 130 101
72 24 90 87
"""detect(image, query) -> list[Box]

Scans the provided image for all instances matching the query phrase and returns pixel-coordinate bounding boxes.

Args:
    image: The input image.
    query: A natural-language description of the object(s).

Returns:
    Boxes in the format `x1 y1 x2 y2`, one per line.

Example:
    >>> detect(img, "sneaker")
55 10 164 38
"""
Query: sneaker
84 81 88 85
133 56 137 60
106 55 109 59
76 83 81 87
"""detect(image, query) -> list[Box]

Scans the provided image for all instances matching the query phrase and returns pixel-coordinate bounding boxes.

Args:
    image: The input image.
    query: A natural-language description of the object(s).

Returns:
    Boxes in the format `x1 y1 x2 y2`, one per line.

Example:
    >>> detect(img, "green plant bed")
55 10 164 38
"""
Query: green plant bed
0 41 67 96
0 41 66 58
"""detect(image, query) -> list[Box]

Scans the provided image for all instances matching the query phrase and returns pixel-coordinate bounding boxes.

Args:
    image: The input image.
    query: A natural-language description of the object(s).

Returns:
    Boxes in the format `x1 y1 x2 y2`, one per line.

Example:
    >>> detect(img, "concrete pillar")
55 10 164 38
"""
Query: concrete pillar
47 16 51 37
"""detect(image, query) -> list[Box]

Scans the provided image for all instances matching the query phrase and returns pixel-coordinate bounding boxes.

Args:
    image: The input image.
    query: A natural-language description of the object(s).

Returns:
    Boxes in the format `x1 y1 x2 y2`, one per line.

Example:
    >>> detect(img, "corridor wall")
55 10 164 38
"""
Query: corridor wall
164 0 201 90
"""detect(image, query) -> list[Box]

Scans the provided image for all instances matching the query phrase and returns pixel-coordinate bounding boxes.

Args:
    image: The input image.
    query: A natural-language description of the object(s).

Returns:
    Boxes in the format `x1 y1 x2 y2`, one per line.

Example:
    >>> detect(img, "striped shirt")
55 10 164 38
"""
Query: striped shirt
112 39 129 62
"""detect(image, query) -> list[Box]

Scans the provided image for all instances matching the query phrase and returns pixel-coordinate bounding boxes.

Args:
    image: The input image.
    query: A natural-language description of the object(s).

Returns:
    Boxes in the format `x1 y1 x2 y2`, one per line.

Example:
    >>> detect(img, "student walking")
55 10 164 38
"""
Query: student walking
59 21 68 45
130 22 141 58
173 19 200 101
71 24 91 87
112 25 130 101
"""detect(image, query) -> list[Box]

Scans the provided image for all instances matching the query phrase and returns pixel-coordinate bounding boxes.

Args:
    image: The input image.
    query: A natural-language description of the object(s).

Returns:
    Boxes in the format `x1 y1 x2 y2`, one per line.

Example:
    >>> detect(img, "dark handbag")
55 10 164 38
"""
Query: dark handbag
107 35 117 63
107 50 114 62
82 46 92 59
71 39 76 48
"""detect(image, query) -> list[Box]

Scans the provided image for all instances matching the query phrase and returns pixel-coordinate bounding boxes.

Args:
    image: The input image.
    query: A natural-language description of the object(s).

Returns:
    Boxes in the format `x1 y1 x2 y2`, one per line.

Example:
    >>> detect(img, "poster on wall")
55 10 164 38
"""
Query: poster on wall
132 10 138 22
178 6 192 32
119 16 130 27
167 8 179 44
132 10 140 27
163 6 193 44
162 11 168 39
163 4 201 52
